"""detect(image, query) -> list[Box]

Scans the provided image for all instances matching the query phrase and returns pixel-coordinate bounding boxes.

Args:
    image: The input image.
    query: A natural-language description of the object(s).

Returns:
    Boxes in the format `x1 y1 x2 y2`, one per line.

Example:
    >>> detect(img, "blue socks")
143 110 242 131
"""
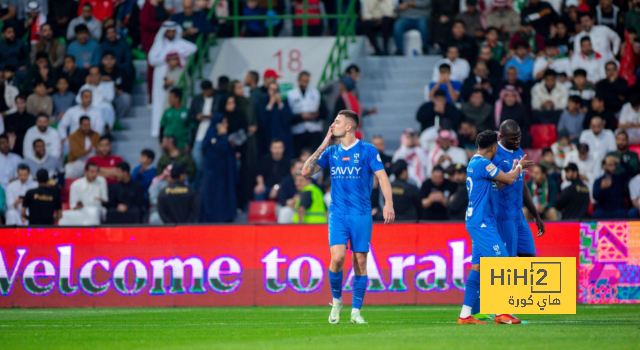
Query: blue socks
472 296 480 315
328 270 343 300
352 275 368 310
463 270 480 309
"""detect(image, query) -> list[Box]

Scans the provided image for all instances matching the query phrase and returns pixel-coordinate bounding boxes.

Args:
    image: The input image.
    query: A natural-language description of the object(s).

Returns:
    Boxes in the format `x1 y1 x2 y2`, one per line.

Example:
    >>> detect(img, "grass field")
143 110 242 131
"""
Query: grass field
1 305 639 349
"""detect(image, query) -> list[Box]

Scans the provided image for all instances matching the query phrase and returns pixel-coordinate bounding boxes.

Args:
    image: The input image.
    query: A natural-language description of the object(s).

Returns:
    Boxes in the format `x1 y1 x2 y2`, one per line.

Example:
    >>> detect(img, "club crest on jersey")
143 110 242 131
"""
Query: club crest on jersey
342 157 351 161
354 153 360 163
493 245 501 255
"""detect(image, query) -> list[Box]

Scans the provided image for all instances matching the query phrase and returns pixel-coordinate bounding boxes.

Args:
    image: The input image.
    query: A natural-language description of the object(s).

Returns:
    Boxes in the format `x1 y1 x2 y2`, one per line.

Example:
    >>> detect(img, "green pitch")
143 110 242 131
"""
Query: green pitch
1 305 639 349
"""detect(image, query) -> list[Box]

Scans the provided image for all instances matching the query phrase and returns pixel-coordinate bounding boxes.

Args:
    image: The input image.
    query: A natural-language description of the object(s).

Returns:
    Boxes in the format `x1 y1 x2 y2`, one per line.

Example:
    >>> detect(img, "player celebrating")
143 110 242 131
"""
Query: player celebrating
300 110 395 324
458 130 529 325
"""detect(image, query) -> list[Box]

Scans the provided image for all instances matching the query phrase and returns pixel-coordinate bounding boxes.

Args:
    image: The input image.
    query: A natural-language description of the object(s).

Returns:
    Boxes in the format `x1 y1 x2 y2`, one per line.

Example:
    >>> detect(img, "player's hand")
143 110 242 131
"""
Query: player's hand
383 204 395 225
535 216 546 237
324 128 334 144
519 154 534 169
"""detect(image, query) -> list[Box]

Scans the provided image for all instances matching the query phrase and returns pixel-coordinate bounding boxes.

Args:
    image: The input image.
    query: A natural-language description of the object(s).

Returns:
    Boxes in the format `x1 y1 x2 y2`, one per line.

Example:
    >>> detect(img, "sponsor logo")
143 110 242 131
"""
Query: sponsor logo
331 167 362 177
342 157 351 161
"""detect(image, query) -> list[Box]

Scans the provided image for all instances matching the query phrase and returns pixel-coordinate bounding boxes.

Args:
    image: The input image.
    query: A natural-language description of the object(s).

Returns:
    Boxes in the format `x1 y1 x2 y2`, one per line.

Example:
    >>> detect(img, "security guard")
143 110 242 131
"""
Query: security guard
390 160 421 222
157 164 199 223
555 163 590 219
292 174 327 224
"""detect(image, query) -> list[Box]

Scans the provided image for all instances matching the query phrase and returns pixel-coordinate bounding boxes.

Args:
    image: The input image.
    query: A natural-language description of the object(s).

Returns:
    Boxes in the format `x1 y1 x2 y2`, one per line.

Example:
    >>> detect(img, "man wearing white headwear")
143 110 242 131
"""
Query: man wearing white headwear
76 66 116 130
148 21 197 137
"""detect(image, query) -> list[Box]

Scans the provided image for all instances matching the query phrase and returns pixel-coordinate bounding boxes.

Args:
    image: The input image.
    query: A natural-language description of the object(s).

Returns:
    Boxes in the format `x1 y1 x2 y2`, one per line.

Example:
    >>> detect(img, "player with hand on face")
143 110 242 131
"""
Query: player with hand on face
300 110 395 324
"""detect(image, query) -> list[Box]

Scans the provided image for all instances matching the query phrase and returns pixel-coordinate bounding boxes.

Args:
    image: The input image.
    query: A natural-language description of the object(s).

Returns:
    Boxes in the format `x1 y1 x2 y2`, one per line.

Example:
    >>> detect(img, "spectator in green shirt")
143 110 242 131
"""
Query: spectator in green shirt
605 131 639 177
160 88 192 150
157 135 197 182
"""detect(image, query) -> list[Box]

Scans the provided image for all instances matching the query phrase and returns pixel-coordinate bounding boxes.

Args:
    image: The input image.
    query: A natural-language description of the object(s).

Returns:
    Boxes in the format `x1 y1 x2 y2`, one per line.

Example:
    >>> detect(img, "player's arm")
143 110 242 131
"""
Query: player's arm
522 181 546 236
493 155 527 185
300 129 333 178
375 169 395 225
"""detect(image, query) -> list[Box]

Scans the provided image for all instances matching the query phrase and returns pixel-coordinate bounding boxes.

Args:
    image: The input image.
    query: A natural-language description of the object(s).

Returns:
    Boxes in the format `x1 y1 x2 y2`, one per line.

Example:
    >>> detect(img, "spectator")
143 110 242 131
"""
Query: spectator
605 131 639 177
23 139 63 183
390 160 421 222
564 143 602 192
392 0 429 55
245 70 263 129
157 135 196 181
428 64 462 103
392 129 429 186
189 80 216 182
533 39 571 80
573 11 620 59
461 88 493 132
432 45 471 83
4 164 37 225
171 0 214 42
0 24 27 83
259 70 276 96
287 71 323 155
0 134 22 190
160 88 192 149
58 89 104 141
508 18 544 55
461 60 498 103
60 163 107 226
584 94 617 131
483 0 520 45
255 138 289 201
432 0 459 50
568 69 595 109
26 81 53 117
595 0 623 34
101 26 133 73
362 0 394 56
480 28 507 68
419 118 458 152
538 147 561 179
48 0 77 39
291 174 327 224
86 135 123 185
58 55 88 94
595 61 628 113
551 130 577 168
525 165 559 221
5 95 36 158
551 20 571 55
3 65 16 87
531 70 568 125
100 51 133 120
21 169 62 225
416 88 462 132
23 114 61 160
259 81 293 158
0 70 18 119
579 116 616 165
456 0 483 41
64 116 99 177
445 20 478 65
328 76 373 140
447 163 468 220
592 155 627 218
557 96 585 141
241 0 264 37
157 164 198 223
25 52 57 94
570 36 610 84
504 41 535 82
199 114 236 223
277 159 304 207
520 0 557 38
67 24 101 69
420 165 456 220
66 3 101 41
131 149 156 195
77 66 116 130
291 0 323 37
371 135 393 171
625 0 640 35
618 94 640 144
0 0 17 24
494 86 531 146
427 129 468 174
500 65 531 107
30 23 65 69
141 0 169 55
106 162 145 223
555 162 590 219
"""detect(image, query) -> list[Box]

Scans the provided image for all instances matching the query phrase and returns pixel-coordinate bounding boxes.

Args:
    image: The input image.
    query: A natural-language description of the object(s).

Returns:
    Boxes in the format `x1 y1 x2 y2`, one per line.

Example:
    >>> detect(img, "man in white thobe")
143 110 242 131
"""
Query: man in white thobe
573 12 620 60
286 71 323 153
76 66 116 130
23 114 61 160
0 135 22 191
58 89 105 140
426 130 468 175
59 163 108 226
579 116 616 166
5 165 37 225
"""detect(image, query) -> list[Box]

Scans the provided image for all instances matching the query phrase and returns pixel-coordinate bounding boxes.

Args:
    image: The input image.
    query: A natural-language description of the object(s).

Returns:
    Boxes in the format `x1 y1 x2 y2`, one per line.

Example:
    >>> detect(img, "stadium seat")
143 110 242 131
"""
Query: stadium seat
61 178 80 204
530 124 557 149
629 144 640 157
248 201 278 223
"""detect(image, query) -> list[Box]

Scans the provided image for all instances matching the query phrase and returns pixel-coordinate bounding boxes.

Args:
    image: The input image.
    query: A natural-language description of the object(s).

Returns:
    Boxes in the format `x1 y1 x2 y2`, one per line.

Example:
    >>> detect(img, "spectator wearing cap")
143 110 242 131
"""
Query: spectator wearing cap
461 88 494 132
483 0 520 45
416 88 462 132
557 96 585 141
0 24 28 77
551 130 577 168
593 155 628 219
445 20 478 66
131 149 157 195
555 162 590 219
4 164 37 225
261 69 280 95
66 24 101 69
508 18 545 56
393 0 430 56
568 69 595 109
157 163 199 224
461 60 498 103
531 69 568 124
100 51 133 120
189 80 216 181
428 64 462 103
455 0 483 41
570 36 611 85
525 165 559 221
30 23 65 69
573 11 620 60
21 169 62 225
101 26 134 73
579 116 616 166
432 46 471 83
504 41 535 82
66 2 101 42
584 94 617 131
106 162 145 224
605 130 639 177
617 93 640 144
595 61 628 113
533 39 571 81
260 81 294 159
420 164 456 220
447 164 468 220
392 129 430 186
427 130 468 175
389 160 421 222
520 0 557 38
23 114 61 160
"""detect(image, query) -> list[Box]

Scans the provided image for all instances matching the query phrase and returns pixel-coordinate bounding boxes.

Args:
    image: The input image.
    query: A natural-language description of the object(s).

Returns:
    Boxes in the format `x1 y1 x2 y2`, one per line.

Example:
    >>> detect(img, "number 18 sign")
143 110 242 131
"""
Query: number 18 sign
480 257 576 314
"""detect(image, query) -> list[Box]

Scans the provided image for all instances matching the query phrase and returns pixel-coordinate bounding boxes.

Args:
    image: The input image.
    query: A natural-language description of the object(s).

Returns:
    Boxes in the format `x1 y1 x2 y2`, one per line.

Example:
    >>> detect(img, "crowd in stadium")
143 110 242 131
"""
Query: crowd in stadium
0 0 639 226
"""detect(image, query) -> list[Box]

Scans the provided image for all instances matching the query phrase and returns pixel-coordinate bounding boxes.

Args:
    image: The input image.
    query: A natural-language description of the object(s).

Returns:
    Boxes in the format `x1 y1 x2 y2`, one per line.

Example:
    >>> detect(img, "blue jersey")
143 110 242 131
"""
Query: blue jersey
317 140 384 215
493 143 526 220
465 154 500 228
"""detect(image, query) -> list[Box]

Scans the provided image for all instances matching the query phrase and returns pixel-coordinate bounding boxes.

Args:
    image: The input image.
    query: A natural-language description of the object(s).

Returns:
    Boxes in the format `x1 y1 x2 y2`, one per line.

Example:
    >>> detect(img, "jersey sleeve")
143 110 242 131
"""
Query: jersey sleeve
368 145 385 172
480 158 500 180
317 148 330 169
493 153 513 173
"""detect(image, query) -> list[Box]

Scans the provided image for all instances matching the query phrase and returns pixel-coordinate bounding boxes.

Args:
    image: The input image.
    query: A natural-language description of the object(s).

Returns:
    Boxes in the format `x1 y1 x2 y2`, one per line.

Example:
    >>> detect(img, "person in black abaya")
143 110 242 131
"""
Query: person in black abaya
199 113 236 223
494 86 532 148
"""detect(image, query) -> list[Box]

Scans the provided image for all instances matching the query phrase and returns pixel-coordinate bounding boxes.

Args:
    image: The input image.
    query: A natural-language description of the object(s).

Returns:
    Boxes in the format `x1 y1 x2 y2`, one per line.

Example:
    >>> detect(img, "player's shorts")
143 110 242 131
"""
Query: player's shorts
328 213 372 252
497 219 531 257
467 224 509 265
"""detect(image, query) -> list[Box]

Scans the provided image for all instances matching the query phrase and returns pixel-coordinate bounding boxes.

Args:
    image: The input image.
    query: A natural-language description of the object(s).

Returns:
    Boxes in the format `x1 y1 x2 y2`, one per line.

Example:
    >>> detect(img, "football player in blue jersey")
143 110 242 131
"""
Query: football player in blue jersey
300 109 395 324
458 130 533 325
